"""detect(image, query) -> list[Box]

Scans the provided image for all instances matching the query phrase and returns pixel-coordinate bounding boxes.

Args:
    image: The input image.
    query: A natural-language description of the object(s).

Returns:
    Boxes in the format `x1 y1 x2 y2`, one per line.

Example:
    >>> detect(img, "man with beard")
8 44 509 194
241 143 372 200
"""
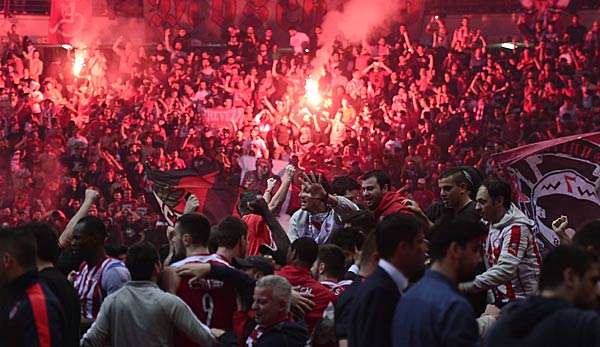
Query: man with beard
361 170 412 221
164 213 241 347
289 172 359 245
392 220 493 346
71 216 130 328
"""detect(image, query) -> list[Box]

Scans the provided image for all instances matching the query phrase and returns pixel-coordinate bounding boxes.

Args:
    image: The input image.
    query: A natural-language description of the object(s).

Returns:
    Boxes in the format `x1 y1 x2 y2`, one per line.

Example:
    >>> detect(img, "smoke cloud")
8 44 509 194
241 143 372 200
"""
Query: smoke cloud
312 0 401 73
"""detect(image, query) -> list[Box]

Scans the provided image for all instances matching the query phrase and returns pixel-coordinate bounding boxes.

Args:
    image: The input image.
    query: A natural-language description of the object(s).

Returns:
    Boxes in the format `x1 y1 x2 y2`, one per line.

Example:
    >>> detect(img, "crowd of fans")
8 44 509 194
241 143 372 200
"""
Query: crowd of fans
0 12 599 235
1 7 600 347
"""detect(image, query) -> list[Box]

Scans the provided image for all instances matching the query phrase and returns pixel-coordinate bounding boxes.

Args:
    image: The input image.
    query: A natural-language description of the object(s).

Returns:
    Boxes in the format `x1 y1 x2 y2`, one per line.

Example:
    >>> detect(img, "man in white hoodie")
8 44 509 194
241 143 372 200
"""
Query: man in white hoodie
460 178 542 307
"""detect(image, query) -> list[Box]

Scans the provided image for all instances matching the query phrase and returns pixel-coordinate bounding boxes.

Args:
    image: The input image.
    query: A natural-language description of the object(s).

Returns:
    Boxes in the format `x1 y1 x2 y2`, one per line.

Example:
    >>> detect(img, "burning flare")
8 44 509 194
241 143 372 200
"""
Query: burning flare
305 78 321 107
73 50 85 77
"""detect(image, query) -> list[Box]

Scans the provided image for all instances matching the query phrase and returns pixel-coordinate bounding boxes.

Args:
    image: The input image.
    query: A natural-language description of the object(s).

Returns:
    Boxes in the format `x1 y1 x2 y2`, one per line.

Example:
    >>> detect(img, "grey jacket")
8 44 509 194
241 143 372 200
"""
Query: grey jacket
80 281 216 347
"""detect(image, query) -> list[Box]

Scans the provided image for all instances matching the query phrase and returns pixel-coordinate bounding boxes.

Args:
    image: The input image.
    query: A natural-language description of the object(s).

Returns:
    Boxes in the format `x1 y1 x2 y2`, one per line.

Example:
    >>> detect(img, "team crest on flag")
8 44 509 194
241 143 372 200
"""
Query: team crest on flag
493 132 600 253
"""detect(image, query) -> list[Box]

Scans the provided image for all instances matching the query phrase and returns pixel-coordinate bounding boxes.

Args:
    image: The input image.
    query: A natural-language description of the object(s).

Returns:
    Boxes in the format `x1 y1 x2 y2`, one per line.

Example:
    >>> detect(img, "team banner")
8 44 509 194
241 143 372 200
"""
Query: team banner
492 132 600 253
203 108 245 129
147 162 239 226
48 0 92 44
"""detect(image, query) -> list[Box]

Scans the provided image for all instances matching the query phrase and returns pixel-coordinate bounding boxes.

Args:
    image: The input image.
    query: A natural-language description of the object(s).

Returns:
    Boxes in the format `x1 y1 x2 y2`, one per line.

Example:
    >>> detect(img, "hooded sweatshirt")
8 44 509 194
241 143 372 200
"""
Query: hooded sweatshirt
486 296 600 347
373 191 413 221
461 203 542 305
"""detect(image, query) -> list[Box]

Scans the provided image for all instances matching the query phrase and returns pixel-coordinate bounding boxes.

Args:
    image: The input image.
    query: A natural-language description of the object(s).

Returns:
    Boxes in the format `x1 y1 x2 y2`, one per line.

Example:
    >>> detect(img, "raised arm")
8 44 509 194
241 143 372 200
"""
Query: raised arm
269 165 296 212
262 177 278 204
59 189 99 248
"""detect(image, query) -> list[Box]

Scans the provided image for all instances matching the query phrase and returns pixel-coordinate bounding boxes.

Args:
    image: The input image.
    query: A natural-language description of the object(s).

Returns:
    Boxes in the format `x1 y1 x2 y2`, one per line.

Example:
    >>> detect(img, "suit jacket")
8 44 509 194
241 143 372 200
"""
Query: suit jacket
348 266 401 347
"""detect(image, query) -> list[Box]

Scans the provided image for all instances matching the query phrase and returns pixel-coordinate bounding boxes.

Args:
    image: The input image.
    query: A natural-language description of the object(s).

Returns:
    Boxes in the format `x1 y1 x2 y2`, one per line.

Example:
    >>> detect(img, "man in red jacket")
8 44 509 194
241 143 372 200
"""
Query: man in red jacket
276 237 334 335
361 170 411 221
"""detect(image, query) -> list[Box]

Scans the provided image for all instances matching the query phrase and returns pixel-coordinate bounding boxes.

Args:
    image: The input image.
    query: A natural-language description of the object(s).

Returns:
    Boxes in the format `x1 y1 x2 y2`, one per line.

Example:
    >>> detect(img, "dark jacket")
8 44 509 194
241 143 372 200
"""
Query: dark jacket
243 319 308 347
0 270 67 347
220 316 308 347
486 296 600 347
392 270 479 347
39 267 81 347
347 266 400 347
334 276 363 340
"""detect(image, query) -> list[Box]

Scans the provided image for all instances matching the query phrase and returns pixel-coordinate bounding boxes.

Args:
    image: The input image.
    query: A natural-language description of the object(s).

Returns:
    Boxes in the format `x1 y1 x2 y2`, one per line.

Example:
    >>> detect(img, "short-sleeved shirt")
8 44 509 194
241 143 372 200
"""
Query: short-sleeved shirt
170 253 237 347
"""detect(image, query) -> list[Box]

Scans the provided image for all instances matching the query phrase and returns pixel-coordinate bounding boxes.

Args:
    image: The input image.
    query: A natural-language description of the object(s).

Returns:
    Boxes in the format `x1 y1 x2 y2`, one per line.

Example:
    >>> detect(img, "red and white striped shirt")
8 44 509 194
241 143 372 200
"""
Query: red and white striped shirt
73 257 128 320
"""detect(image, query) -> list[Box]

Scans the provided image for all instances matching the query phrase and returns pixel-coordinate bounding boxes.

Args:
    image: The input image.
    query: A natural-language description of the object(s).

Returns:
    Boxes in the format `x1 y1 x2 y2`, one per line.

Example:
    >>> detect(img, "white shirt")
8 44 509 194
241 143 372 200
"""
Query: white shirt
378 259 409 293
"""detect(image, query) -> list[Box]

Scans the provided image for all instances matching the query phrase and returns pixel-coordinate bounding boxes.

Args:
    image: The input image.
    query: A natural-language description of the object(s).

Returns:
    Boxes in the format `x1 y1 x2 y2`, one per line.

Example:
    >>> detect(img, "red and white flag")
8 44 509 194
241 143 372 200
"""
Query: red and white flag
492 132 600 253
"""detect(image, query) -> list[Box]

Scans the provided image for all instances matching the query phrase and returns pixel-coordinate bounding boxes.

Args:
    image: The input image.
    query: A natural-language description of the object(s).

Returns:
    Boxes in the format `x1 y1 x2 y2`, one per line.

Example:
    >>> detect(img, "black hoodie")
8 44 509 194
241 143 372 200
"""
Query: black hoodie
486 296 600 347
